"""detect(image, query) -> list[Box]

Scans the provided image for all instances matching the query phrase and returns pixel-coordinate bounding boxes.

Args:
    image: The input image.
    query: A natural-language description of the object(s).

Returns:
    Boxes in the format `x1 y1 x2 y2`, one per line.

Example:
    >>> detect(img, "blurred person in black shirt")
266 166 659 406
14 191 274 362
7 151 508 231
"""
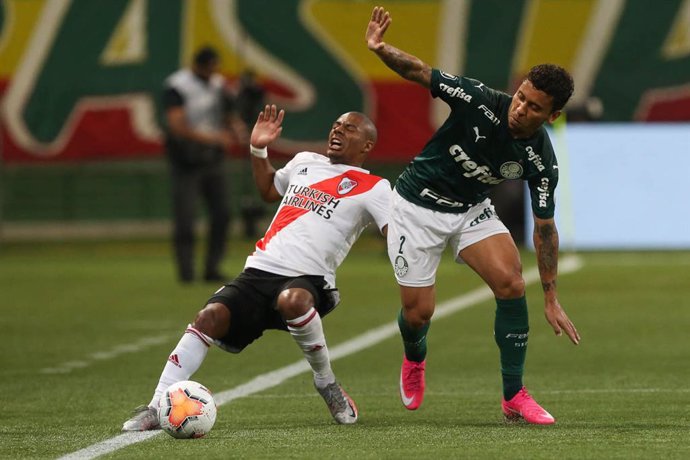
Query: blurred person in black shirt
163 46 247 283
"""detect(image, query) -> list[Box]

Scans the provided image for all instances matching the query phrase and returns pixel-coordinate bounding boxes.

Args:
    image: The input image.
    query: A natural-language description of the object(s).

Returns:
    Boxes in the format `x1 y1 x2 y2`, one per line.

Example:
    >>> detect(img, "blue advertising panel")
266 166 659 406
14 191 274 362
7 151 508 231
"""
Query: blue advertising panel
525 124 690 250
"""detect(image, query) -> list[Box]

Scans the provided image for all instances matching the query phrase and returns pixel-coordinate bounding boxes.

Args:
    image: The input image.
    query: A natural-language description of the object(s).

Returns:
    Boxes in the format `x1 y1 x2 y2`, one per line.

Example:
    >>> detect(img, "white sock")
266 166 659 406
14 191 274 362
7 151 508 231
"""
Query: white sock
286 308 335 388
148 325 211 408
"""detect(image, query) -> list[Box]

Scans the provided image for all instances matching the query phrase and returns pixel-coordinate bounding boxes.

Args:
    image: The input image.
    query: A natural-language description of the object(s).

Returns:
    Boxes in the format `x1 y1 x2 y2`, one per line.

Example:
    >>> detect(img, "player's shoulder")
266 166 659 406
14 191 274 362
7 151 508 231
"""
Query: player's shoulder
521 128 558 179
346 170 392 197
358 172 391 188
431 69 499 104
372 176 393 195
166 68 191 87
337 163 388 183
533 127 556 156
209 73 227 89
291 151 329 164
279 151 329 174
368 174 391 189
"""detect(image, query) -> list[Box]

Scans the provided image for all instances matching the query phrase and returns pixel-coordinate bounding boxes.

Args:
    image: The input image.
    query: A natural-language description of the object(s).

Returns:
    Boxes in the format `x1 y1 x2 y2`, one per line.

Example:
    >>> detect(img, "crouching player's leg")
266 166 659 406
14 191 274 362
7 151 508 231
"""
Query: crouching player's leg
122 270 260 431
121 302 227 431
121 269 356 431
277 277 357 424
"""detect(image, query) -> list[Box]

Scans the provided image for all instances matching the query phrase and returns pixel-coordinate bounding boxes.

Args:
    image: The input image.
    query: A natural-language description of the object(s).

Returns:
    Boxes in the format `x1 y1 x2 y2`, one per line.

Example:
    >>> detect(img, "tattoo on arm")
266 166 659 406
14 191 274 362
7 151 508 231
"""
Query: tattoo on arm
541 280 557 292
376 44 431 87
535 220 559 292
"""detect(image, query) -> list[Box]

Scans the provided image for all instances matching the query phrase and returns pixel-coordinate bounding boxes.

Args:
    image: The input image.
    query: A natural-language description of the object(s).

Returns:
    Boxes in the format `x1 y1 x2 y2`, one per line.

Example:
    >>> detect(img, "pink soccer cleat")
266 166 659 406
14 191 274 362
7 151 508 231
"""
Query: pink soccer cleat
501 387 556 425
399 356 426 410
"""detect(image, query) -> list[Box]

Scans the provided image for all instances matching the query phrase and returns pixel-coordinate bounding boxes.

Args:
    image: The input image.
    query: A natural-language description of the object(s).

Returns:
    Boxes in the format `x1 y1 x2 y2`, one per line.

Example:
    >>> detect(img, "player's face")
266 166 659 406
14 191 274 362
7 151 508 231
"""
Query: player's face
193 59 219 81
508 80 561 138
326 113 373 166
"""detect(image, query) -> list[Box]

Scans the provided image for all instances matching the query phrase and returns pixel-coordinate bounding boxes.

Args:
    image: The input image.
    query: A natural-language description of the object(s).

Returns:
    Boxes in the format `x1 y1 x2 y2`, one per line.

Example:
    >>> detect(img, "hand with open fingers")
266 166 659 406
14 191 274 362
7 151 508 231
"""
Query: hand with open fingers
251 104 285 149
545 299 580 345
366 6 392 51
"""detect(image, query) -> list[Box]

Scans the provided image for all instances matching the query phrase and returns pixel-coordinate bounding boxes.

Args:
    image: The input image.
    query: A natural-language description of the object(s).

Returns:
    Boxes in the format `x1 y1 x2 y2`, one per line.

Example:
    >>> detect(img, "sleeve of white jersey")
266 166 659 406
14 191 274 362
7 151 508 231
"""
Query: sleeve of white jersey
273 152 307 196
367 178 392 232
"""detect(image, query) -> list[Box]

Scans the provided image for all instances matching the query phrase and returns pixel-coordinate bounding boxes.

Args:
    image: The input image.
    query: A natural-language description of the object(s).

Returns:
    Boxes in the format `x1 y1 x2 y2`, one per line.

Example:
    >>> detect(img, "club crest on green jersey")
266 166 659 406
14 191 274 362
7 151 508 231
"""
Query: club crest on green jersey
499 162 523 179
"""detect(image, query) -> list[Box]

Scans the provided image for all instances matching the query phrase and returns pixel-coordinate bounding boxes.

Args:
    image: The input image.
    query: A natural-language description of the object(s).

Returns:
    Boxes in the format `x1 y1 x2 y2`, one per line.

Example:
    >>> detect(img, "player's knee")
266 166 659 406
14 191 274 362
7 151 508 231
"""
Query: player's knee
401 301 433 328
192 302 230 339
276 288 314 320
493 273 525 298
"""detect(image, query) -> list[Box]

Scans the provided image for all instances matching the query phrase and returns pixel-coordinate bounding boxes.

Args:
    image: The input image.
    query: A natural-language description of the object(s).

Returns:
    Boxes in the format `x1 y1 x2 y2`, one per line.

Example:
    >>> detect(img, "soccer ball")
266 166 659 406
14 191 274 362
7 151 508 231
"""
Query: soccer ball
158 380 217 439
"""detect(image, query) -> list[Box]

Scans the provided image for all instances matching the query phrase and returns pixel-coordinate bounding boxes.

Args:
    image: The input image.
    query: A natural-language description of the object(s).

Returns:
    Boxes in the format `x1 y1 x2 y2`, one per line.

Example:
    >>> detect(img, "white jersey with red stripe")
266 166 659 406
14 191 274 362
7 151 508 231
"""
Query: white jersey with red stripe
245 151 391 288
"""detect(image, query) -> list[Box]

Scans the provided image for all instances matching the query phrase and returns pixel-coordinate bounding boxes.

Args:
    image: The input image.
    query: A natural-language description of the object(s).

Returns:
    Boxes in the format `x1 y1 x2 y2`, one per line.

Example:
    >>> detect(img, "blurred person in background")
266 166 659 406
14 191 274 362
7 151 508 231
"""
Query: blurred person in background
163 46 247 283
366 6 579 424
236 69 268 238
566 96 604 122
236 69 266 127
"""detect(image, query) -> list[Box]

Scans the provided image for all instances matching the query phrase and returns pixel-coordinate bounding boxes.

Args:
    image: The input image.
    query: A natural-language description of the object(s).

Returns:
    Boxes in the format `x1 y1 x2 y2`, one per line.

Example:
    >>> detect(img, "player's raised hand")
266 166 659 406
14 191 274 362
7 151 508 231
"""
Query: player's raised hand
366 6 392 51
544 299 581 345
251 104 284 149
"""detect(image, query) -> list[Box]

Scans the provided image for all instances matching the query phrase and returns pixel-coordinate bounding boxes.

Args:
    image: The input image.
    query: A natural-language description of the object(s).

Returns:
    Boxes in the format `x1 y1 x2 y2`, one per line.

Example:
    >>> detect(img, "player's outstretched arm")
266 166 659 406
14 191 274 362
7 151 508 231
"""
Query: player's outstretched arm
533 215 580 345
365 6 431 88
250 104 285 203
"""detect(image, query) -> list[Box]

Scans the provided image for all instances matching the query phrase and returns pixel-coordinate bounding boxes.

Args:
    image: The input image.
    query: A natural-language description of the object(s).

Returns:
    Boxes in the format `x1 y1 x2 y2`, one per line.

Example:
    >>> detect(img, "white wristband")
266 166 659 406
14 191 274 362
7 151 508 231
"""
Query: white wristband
250 145 268 159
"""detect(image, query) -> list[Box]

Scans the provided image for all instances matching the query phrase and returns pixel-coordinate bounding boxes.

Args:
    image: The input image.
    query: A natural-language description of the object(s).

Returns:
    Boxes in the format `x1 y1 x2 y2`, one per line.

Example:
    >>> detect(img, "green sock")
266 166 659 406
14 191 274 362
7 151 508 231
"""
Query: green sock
494 297 529 400
398 309 430 362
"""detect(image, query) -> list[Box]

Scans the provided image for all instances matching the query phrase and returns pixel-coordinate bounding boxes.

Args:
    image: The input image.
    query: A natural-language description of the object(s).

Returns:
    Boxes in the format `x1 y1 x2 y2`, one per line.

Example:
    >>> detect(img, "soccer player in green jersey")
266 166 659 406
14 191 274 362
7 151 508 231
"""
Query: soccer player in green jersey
366 6 580 424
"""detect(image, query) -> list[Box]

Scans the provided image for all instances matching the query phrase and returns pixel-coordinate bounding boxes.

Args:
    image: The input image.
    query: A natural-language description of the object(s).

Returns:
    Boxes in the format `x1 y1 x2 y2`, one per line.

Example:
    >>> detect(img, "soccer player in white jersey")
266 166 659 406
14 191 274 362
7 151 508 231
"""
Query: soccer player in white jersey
122 105 391 430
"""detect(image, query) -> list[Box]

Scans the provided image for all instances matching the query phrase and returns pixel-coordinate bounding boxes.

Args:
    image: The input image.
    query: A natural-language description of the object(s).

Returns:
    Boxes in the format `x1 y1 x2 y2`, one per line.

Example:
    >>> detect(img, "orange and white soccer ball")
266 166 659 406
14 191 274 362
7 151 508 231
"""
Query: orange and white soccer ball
158 380 217 438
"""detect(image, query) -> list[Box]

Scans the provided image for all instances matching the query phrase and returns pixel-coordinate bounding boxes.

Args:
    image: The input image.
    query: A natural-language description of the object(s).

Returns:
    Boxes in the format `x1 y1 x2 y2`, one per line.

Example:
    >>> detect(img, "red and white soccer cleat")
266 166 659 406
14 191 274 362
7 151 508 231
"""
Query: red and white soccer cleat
501 387 555 425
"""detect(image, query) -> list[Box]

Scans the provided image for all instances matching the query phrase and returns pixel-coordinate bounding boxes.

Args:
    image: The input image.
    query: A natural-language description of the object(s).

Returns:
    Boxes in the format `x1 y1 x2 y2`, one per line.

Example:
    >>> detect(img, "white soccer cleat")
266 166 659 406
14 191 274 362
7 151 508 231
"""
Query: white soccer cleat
121 405 160 432
315 381 358 424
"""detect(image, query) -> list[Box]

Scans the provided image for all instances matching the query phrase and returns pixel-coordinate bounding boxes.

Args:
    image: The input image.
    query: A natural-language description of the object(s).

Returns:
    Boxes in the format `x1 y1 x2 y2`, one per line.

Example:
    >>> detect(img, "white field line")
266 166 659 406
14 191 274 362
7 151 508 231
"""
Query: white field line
41 334 174 374
224 387 690 400
59 255 583 459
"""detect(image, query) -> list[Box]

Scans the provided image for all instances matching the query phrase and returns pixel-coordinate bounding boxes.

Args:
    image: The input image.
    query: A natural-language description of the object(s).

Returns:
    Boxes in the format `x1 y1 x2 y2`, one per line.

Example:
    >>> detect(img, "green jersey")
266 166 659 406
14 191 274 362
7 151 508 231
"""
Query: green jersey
396 69 559 219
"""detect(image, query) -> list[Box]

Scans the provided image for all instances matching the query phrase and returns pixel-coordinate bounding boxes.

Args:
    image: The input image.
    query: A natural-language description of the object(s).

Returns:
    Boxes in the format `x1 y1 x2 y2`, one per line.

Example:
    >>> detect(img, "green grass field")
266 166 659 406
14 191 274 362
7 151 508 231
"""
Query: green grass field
2 236 690 459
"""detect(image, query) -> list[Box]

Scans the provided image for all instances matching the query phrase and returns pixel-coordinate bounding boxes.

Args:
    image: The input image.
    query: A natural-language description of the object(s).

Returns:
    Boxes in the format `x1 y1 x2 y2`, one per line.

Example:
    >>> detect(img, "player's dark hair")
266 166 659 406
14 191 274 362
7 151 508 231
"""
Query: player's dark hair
193 46 219 67
527 64 574 112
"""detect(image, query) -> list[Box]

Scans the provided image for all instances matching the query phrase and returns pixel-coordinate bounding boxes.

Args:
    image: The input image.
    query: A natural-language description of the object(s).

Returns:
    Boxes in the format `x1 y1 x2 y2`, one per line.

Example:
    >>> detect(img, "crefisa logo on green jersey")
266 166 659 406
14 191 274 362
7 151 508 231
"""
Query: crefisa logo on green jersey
525 146 545 172
537 177 550 207
439 83 472 103
449 144 503 184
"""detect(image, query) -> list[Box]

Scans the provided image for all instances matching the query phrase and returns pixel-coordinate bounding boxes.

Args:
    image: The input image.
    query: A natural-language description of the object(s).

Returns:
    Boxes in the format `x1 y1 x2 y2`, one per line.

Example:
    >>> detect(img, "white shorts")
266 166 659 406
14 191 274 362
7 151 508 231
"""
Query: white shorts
387 190 509 287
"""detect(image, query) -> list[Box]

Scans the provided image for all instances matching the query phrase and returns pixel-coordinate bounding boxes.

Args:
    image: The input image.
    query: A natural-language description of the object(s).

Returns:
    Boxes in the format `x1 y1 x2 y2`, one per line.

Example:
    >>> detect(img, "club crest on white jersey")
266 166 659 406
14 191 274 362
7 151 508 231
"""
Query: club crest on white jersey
337 177 358 195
